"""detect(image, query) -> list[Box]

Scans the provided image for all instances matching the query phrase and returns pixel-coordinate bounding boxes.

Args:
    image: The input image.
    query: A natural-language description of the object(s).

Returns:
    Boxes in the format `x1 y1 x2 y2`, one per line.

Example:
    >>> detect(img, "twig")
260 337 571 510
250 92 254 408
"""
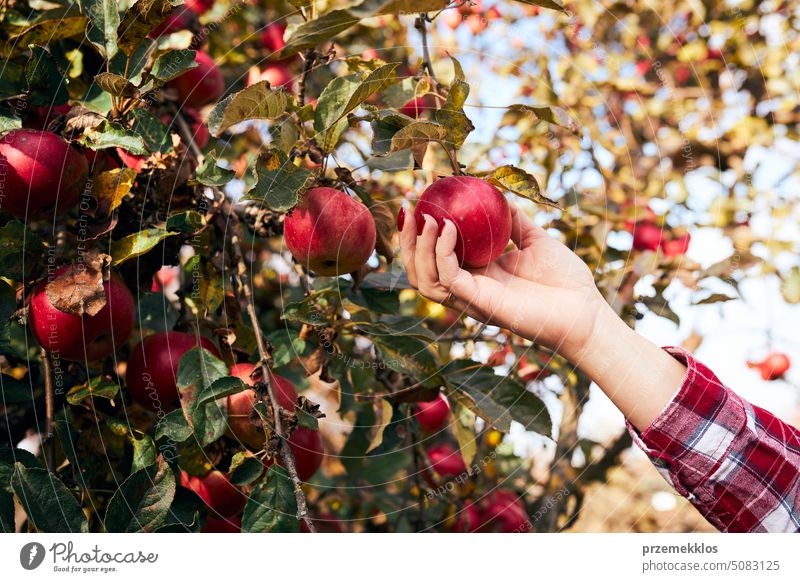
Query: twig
40 348 55 471
174 109 317 532
415 14 441 91
297 49 316 107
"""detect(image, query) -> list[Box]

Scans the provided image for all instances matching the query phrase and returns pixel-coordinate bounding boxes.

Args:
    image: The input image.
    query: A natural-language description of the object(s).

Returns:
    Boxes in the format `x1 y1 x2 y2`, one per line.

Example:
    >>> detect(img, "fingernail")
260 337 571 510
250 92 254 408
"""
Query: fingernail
397 207 405 231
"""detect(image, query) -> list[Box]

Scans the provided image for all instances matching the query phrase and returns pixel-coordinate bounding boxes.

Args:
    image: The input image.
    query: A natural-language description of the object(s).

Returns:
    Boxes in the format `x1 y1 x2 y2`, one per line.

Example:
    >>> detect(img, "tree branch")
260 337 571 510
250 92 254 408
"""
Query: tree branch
174 110 317 532
40 347 55 472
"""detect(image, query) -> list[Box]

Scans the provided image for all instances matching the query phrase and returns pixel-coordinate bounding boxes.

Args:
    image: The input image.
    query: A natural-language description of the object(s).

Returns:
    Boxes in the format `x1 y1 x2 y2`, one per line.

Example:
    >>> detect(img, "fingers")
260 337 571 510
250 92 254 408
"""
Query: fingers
399 208 418 287
414 215 447 302
436 220 479 303
510 204 547 249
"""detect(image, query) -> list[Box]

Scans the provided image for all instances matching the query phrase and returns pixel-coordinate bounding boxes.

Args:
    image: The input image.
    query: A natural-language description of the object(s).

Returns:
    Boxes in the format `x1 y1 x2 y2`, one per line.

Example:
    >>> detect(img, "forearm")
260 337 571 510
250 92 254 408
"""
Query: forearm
567 303 687 432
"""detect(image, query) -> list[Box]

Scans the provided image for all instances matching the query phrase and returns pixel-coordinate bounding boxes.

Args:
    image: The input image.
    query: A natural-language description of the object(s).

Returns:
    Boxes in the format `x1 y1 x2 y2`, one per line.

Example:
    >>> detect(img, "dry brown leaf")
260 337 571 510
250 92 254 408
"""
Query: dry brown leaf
45 263 107 317
369 202 396 263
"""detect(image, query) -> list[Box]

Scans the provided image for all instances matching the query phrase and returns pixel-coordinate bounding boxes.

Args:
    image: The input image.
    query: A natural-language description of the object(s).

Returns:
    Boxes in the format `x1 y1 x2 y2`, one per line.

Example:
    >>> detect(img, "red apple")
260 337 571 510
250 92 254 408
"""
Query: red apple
0 129 88 218
467 14 488 34
442 10 463 29
748 352 791 381
116 148 147 172
29 266 135 361
414 176 512 268
260 21 286 54
148 9 192 37
399 95 433 118
183 470 246 518
184 0 214 15
452 502 480 532
414 393 451 432
23 104 71 131
631 221 663 252
202 515 241 533
126 331 220 411
478 489 529 533
83 148 120 174
167 50 224 109
661 232 691 257
228 363 324 481
284 187 377 276
426 443 466 478
246 63 293 90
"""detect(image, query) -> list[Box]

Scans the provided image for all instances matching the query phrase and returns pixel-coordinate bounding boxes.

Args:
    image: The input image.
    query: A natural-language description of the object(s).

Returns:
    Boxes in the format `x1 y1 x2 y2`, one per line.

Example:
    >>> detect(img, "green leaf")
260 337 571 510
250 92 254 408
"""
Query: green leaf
507 103 579 134
314 64 401 151
104 456 175 532
11 464 88 532
155 409 192 442
243 149 312 211
207 81 290 137
110 227 177 266
155 487 204 532
0 112 22 133
485 165 560 208
182 255 223 315
195 152 235 186
116 0 173 56
267 329 307 368
1 447 40 532
150 49 197 82
82 120 147 154
25 45 69 107
127 108 172 154
9 8 87 50
434 56 473 148
0 62 26 100
196 376 245 407
389 120 448 167
241 465 299 532
166 210 206 233
372 335 440 387
0 220 45 280
81 0 120 59
228 452 264 487
177 347 229 446
137 291 179 332
0 281 16 355
66 376 119 405
371 111 412 155
443 360 552 435
109 37 155 83
131 434 156 473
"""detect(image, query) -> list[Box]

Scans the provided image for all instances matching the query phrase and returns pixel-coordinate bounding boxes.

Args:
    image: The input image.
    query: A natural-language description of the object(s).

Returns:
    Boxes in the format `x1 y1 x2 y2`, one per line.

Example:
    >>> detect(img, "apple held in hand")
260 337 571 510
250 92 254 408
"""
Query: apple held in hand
414 176 512 269
227 363 324 481
29 267 135 361
126 331 220 411
414 393 451 432
284 187 377 276
0 129 88 218
167 50 224 109
748 352 791 381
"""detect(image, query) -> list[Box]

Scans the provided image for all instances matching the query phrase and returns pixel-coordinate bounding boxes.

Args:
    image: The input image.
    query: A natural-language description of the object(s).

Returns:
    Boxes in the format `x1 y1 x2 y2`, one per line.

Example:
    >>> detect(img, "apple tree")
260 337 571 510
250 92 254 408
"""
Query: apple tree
0 0 798 533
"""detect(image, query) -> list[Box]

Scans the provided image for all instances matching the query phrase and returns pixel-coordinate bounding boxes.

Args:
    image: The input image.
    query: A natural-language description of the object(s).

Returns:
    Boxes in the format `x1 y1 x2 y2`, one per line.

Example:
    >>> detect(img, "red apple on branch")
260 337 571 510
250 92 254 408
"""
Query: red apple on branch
284 187 377 276
414 176 512 268
227 363 324 481
168 50 224 109
0 129 88 218
414 393 451 432
182 470 246 518
202 515 241 533
478 489 530 533
126 331 220 411
426 443 467 478
631 221 663 252
29 267 135 362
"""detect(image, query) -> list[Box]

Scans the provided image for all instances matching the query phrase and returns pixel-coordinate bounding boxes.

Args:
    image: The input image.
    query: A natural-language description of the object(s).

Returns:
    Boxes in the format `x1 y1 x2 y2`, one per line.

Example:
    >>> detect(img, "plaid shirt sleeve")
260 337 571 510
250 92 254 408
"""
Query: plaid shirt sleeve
627 347 800 532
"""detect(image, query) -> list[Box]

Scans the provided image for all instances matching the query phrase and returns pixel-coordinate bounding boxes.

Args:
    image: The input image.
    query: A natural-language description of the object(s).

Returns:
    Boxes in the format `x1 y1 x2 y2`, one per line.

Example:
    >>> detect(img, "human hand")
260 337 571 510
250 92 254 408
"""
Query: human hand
400 204 610 364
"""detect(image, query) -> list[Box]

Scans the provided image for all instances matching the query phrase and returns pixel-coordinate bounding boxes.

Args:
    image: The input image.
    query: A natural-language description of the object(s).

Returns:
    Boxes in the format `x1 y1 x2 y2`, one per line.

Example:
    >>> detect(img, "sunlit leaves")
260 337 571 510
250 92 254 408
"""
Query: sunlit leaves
390 120 448 167
81 0 119 59
208 81 290 137
116 0 173 57
242 465 299 533
150 49 197 82
485 165 560 208
507 104 580 135
434 56 474 148
243 149 312 212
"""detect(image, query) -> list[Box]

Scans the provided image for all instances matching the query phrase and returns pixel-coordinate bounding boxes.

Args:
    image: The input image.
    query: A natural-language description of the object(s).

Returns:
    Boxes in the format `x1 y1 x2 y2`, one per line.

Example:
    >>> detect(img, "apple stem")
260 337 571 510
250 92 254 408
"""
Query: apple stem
174 109 318 533
40 347 56 472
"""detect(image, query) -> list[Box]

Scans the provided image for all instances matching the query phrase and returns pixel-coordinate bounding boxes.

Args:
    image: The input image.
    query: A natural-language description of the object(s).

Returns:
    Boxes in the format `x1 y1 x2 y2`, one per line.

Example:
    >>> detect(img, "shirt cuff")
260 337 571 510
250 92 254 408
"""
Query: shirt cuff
625 346 748 493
